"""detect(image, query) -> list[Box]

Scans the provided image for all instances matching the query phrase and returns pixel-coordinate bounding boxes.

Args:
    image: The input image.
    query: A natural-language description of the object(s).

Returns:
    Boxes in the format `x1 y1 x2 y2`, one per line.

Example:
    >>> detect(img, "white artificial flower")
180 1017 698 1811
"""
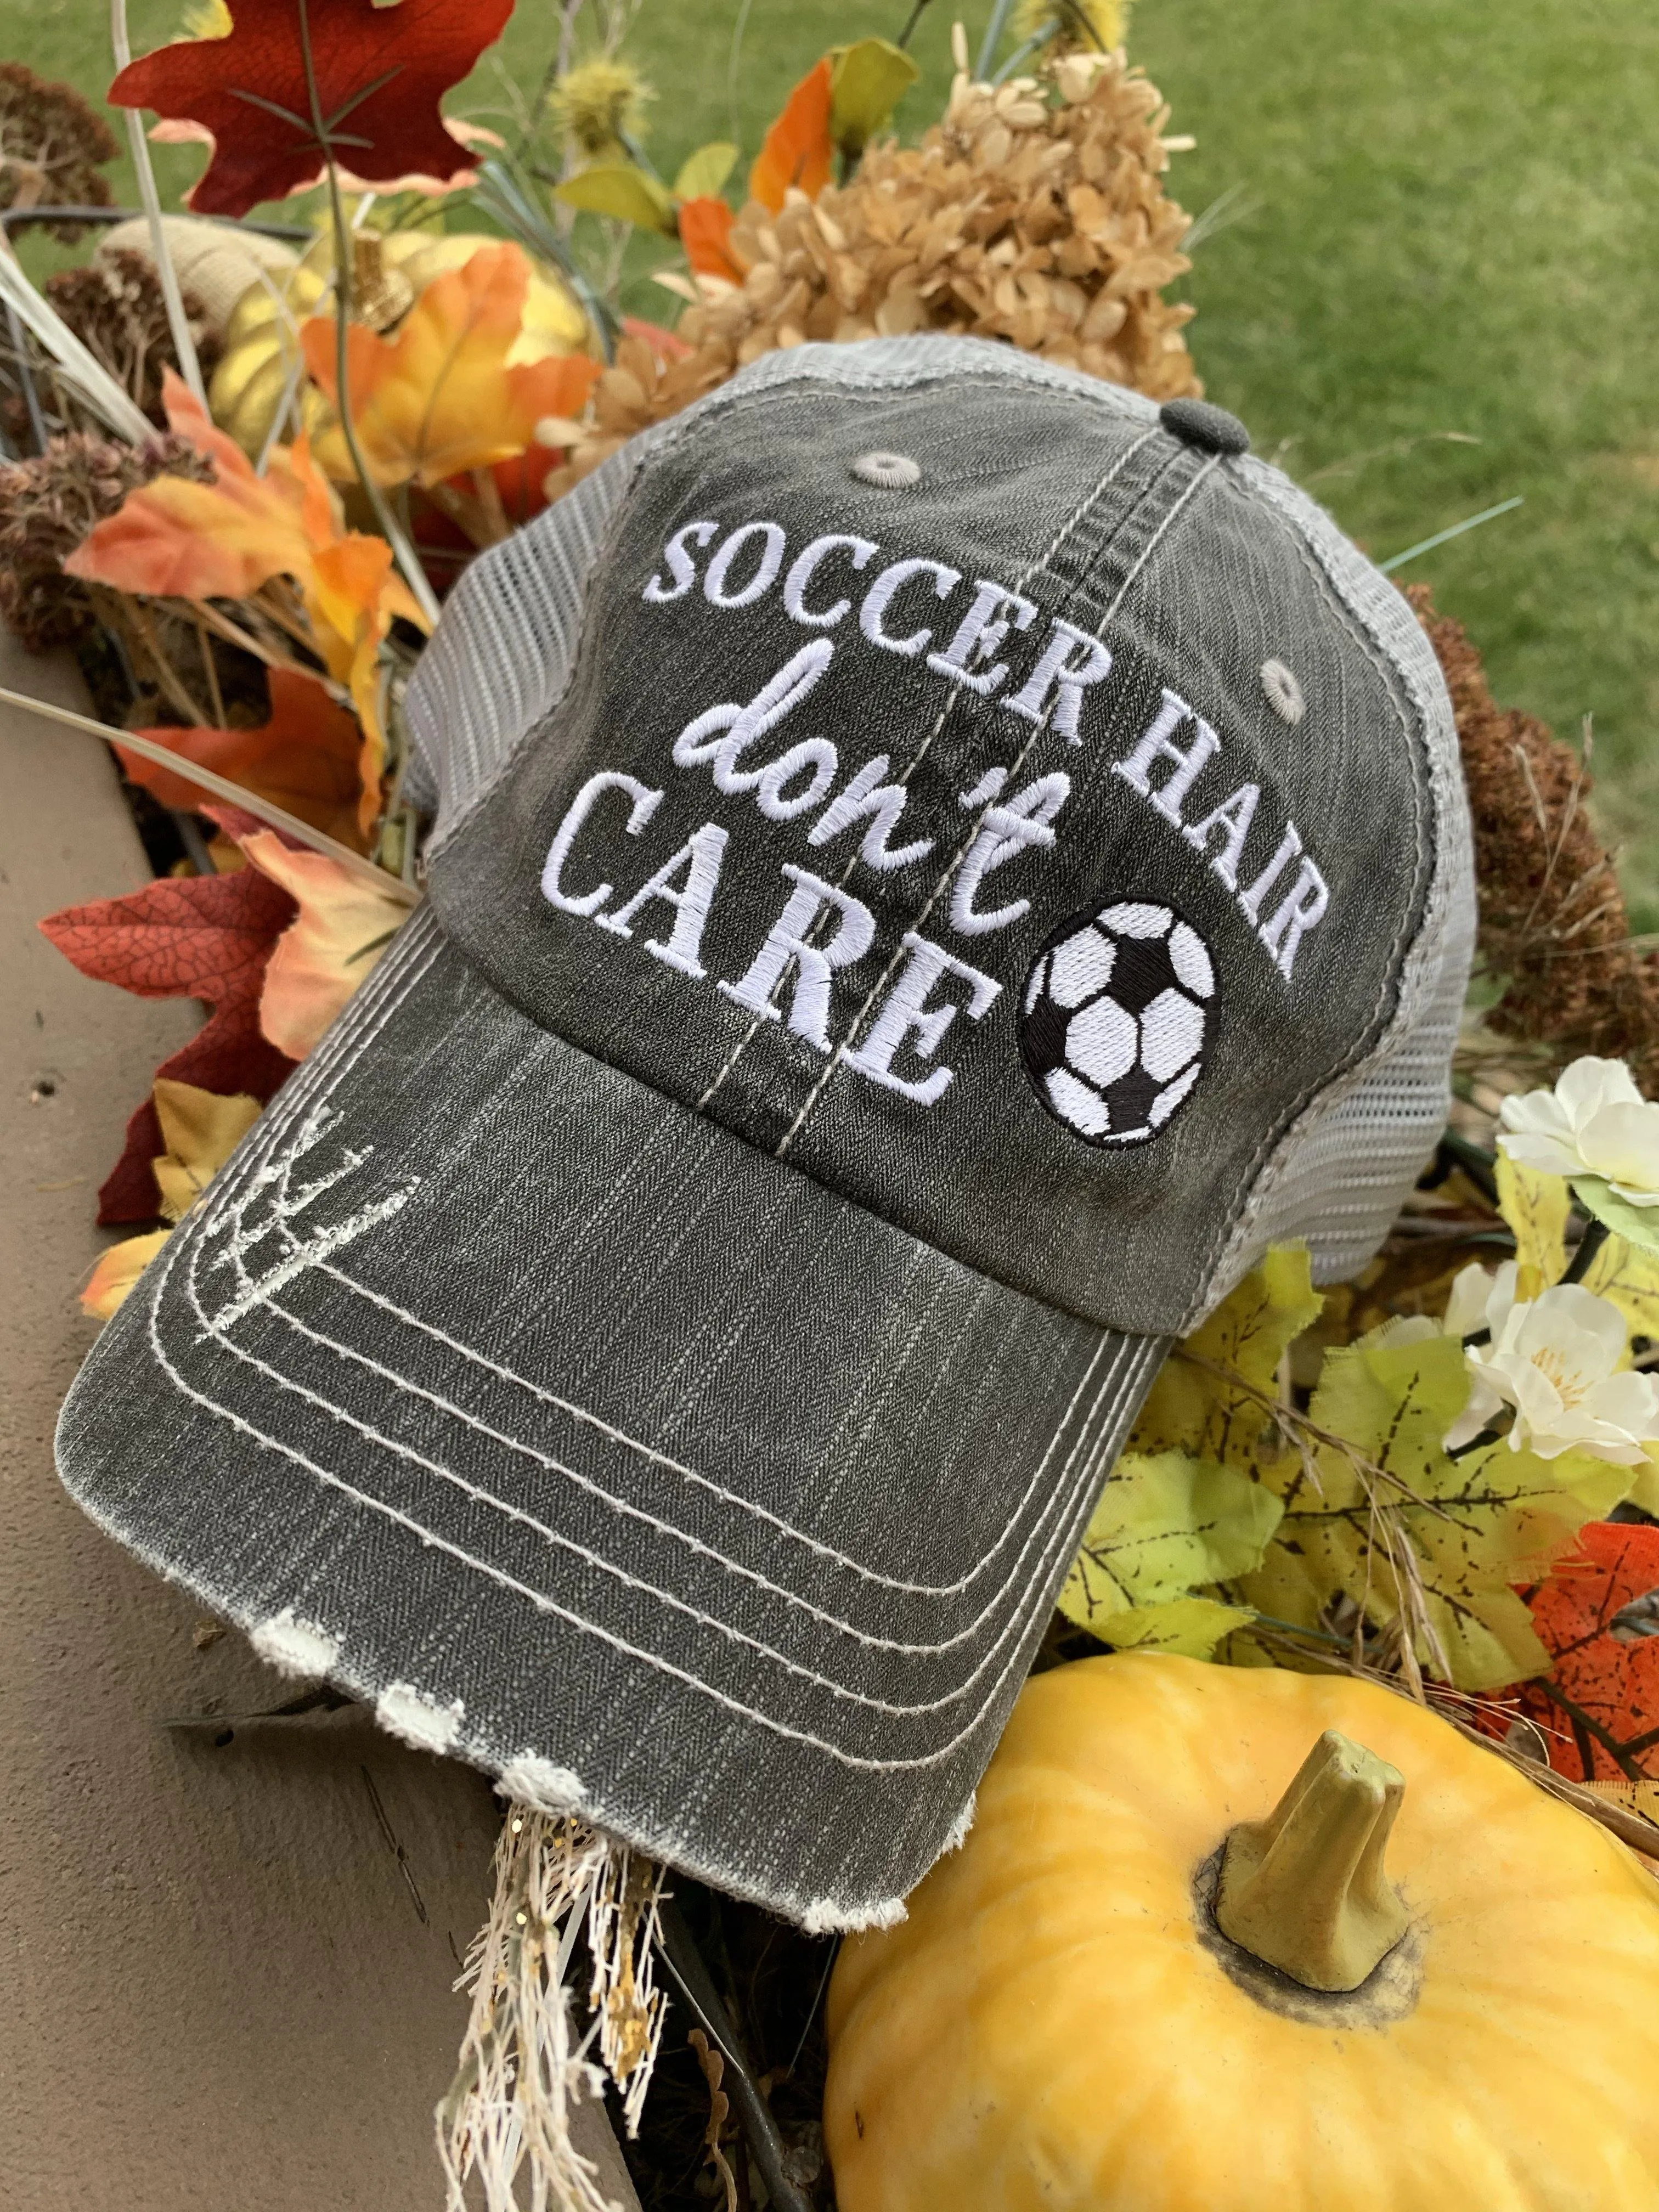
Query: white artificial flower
1442 1260 1497 1341
1443 1260 1659 1464
1498 1055 1659 1206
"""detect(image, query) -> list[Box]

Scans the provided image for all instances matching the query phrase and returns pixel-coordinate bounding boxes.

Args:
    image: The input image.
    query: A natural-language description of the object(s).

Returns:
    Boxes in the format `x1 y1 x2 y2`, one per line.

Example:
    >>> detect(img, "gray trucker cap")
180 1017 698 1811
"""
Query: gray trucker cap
57 336 1474 1929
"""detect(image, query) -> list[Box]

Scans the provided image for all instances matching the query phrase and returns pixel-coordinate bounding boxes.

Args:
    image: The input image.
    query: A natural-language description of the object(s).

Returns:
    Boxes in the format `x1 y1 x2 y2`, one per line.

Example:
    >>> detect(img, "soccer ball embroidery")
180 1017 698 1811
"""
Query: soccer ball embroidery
1018 901 1215 1145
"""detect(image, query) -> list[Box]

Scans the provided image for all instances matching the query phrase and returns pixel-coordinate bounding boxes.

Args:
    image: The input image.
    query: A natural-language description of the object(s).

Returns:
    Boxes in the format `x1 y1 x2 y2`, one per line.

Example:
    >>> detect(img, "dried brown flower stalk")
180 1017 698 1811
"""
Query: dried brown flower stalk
1408 584 1659 1094
45 251 222 426
0 62 117 241
543 47 1200 498
0 432 213 653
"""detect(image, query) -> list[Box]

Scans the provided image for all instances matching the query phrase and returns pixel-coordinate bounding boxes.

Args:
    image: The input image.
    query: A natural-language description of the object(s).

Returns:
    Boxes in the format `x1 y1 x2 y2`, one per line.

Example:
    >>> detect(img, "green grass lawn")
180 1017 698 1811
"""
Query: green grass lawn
8 0 1658 921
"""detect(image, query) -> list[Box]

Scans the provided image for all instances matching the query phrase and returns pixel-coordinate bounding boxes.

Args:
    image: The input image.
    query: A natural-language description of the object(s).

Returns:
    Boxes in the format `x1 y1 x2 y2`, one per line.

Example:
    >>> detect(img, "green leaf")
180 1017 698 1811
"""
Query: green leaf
554 162 676 234
1087 1597 1258 1660
1243 1331 1622 1690
1572 1175 1659 1257
1059 1449 1284 1629
673 140 738 202
1495 1153 1568 1289
1130 1244 1323 1477
828 37 919 158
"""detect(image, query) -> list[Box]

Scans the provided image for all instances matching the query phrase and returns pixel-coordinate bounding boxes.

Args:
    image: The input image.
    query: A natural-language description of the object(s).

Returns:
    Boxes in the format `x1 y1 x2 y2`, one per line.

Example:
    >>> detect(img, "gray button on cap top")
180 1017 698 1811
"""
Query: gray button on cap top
1159 397 1251 455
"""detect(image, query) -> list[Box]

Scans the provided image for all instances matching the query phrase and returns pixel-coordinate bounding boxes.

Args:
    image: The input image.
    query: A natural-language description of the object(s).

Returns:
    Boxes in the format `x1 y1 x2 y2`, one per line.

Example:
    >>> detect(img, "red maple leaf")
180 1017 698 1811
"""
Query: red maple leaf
108 0 514 220
41 864 297 1223
1514 1521 1659 1781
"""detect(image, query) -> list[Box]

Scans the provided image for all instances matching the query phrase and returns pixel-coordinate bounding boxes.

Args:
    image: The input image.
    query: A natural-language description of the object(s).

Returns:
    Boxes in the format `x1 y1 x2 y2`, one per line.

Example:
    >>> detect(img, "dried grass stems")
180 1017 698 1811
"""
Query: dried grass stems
543 44 1199 499
438 1808 666 2212
1410 584 1659 1096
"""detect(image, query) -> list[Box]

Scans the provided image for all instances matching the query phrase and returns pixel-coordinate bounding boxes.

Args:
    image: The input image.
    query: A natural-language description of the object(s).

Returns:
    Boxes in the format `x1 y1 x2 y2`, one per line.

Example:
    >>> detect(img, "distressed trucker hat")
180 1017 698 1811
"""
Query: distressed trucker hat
57 335 1474 1929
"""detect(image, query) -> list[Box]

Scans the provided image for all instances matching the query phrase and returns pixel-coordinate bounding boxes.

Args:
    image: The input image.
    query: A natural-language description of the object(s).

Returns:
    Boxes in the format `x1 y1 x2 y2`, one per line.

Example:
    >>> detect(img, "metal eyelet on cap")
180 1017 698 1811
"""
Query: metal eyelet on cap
851 450 922 489
1261 658 1306 726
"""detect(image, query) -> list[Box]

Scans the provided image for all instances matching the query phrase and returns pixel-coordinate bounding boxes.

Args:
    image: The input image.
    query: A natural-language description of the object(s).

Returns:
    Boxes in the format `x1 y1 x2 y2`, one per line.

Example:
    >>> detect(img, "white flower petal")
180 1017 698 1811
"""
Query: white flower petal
1484 1261 1520 1345
1577 1099 1659 1201
1496 1127 1584 1180
1499 1086 1575 1137
1517 1284 1628 1375
1444 1365 1506 1452
1556 1055 1642 1127
1584 1369 1659 1442
1443 1262 1496 1340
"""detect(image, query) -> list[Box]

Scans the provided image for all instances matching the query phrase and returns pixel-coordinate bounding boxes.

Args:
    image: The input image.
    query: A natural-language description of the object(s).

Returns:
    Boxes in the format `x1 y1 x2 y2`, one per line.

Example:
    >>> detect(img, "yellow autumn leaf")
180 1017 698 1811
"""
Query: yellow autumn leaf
1130 1244 1323 1475
1245 1330 1627 1691
1583 1230 1659 1342
828 37 919 159
151 1077 262 1222
241 831 411 1058
301 242 602 490
1081 1596 1258 1660
81 1230 171 1321
1495 1153 1569 1295
672 140 738 201
1060 1448 1282 1628
555 161 677 233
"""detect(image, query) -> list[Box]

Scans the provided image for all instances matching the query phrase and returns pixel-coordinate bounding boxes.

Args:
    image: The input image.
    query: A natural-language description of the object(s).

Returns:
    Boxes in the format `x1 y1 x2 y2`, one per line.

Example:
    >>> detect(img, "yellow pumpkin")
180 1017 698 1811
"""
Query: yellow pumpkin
825 1653 1659 2212
207 229 591 457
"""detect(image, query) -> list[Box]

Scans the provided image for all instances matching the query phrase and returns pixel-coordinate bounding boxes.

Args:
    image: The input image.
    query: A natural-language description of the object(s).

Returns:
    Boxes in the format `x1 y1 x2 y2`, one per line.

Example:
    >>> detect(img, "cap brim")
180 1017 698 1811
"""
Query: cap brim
57 909 1165 1927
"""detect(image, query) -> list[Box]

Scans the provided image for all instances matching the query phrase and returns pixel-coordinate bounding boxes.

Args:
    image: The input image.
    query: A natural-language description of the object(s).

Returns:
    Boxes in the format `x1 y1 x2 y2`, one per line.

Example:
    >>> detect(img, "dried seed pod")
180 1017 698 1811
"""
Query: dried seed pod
1409 582 1659 1092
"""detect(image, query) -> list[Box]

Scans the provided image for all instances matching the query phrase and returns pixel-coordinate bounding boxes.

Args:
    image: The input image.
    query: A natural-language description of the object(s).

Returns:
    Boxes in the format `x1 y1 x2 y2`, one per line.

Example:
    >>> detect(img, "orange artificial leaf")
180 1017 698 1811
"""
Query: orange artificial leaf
82 1231 171 1321
67 372 312 599
68 374 425 837
241 829 411 1058
749 57 834 213
114 668 369 850
302 244 601 490
679 196 743 283
1515 1521 1659 1780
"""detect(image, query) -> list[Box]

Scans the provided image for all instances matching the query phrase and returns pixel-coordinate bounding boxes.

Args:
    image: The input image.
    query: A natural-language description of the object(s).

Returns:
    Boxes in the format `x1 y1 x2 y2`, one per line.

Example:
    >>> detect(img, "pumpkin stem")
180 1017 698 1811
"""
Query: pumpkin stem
1214 1729 1410 1993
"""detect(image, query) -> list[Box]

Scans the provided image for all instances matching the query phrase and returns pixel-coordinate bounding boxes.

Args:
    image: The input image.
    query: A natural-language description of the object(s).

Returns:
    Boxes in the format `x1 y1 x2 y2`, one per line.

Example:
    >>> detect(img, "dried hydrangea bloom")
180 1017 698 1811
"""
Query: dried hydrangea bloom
0 61 117 242
541 47 1200 500
0 432 214 652
45 252 221 426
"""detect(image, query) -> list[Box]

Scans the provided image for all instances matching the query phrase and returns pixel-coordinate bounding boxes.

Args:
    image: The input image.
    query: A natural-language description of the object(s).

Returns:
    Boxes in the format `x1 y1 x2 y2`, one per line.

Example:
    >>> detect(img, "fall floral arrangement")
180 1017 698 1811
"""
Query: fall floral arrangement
3 1 1657 2207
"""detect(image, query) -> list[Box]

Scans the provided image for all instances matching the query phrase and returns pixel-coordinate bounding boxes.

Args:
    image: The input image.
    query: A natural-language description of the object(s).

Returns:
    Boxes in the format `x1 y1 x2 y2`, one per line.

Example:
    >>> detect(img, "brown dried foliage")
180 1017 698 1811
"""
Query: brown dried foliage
0 61 117 241
1409 583 1659 1093
0 433 214 652
44 251 223 425
544 49 1199 497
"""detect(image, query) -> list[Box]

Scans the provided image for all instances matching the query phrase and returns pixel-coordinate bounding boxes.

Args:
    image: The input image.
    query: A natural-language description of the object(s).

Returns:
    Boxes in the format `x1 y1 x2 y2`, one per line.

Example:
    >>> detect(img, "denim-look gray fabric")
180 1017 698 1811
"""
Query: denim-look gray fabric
57 337 1474 1927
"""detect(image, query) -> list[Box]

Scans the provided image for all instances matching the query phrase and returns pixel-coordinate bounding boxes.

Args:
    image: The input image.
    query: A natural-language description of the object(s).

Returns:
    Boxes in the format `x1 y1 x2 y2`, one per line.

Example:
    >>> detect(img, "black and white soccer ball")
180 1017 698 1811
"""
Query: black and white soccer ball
1018 901 1215 1145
